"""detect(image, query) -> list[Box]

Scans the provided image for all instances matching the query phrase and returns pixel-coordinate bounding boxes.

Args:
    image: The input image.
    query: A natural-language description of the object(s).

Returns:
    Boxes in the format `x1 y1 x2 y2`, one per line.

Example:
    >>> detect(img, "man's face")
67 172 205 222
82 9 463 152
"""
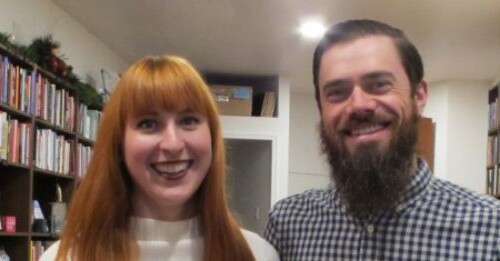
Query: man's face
318 35 426 156
317 35 427 218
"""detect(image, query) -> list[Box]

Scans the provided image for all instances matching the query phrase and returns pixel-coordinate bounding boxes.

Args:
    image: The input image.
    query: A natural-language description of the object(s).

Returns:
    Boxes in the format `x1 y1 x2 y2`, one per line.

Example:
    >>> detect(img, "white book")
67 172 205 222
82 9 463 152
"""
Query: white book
33 200 46 220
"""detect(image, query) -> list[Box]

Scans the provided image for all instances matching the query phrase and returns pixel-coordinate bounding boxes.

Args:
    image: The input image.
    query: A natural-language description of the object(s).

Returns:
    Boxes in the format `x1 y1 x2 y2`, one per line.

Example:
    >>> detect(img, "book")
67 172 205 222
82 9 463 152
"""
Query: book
0 111 8 160
260 91 276 117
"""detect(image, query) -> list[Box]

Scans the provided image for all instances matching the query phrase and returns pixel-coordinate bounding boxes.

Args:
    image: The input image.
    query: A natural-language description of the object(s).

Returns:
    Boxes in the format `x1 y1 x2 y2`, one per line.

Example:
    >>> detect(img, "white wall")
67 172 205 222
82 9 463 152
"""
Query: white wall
290 80 492 195
424 80 491 193
288 91 329 195
0 0 127 90
422 83 449 180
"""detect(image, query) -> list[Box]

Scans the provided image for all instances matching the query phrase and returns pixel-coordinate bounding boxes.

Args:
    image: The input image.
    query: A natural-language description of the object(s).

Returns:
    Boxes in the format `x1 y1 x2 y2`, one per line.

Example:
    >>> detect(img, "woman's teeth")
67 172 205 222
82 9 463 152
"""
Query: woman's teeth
152 161 190 174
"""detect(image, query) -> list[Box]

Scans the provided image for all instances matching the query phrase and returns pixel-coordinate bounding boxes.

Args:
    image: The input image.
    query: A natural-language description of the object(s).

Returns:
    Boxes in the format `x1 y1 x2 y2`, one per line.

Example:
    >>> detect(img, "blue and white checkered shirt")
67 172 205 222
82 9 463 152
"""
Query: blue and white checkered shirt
265 158 500 260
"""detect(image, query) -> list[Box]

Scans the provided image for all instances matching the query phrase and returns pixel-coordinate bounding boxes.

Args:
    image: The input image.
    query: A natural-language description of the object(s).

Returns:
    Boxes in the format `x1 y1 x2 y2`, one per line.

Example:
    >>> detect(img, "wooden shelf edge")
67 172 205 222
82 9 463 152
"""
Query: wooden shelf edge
35 118 75 136
0 160 30 169
0 231 29 237
31 232 60 239
77 135 94 145
33 168 75 179
0 102 32 119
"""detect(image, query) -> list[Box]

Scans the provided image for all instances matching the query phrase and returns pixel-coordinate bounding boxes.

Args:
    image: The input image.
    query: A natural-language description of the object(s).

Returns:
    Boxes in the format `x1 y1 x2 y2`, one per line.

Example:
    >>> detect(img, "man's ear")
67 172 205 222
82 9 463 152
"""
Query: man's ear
414 81 428 115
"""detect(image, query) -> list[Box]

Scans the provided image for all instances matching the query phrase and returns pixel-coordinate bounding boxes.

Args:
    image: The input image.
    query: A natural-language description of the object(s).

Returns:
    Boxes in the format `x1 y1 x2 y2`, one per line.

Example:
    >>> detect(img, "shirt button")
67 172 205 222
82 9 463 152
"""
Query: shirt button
366 225 375 234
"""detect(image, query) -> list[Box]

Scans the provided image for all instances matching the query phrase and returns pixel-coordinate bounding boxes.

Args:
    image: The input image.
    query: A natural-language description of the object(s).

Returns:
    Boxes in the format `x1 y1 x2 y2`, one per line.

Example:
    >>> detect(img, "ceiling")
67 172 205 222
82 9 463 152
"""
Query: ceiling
51 0 500 93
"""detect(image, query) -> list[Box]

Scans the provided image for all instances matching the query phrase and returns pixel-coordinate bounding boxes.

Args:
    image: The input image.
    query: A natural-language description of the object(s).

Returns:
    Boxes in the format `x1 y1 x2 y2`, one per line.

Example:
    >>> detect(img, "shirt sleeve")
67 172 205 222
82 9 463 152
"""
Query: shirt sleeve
264 207 282 256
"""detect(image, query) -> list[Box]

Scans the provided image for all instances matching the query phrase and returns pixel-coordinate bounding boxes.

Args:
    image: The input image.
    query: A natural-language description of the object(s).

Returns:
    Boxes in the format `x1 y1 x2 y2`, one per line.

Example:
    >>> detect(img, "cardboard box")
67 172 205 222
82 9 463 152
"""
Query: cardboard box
211 85 253 116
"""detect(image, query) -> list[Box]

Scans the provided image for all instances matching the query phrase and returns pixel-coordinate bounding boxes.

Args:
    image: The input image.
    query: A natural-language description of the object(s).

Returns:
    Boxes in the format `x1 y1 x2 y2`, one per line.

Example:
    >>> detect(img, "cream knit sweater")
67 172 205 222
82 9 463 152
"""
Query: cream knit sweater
40 217 279 261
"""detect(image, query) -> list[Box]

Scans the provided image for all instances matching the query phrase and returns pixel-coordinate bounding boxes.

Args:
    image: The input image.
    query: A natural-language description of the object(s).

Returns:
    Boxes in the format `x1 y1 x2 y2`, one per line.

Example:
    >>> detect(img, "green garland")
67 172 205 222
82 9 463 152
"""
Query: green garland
0 32 102 108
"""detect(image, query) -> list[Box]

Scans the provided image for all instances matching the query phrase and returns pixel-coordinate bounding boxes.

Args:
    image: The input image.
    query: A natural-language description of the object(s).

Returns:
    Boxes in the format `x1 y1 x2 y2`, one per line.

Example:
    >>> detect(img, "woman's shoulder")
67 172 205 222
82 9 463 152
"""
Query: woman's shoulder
39 240 61 261
241 229 280 261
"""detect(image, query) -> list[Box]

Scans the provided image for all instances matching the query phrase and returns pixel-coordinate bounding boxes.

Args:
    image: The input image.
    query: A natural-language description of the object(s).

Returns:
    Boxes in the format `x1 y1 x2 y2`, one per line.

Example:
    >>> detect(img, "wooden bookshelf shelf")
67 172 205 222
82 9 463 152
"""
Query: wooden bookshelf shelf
35 119 75 137
30 232 59 239
77 135 94 146
0 232 29 237
33 169 74 180
0 103 31 119
0 160 30 169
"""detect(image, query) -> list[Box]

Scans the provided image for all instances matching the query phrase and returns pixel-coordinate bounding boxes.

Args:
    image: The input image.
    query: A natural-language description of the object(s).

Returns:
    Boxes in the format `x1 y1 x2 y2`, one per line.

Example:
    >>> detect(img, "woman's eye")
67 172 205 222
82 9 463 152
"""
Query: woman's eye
137 119 158 130
179 116 201 127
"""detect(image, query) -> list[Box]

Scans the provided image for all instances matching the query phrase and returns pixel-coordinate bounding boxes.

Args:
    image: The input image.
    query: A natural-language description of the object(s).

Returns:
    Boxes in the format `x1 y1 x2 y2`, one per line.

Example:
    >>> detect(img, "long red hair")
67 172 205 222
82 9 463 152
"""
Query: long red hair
56 55 254 260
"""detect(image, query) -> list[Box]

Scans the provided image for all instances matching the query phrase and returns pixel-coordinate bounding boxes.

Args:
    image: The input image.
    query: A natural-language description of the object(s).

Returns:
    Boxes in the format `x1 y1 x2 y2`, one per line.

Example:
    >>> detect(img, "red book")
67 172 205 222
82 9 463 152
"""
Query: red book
8 119 19 163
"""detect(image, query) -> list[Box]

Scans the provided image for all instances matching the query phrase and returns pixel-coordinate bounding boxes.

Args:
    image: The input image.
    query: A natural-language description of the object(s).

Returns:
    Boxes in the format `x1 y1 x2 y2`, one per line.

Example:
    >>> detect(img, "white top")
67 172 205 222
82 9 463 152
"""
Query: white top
40 217 280 261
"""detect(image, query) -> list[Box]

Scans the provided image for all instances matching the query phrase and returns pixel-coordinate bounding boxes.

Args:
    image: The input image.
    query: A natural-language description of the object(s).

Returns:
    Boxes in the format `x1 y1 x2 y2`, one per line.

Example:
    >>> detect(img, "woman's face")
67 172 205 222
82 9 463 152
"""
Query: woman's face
123 108 212 221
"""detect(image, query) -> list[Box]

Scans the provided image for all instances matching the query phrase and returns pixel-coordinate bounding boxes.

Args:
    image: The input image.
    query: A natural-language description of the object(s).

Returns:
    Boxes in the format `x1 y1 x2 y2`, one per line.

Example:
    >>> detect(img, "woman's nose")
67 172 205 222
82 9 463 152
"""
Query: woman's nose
158 125 185 153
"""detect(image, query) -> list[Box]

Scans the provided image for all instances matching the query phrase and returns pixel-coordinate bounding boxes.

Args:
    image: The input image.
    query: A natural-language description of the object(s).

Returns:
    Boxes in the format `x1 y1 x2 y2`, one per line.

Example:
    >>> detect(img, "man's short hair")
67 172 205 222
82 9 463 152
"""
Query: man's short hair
312 19 424 106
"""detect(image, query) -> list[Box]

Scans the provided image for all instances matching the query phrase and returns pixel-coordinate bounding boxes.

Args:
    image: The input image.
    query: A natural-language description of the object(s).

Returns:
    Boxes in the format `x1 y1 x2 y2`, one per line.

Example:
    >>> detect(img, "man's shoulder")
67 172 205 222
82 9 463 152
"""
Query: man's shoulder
269 187 334 218
429 177 500 214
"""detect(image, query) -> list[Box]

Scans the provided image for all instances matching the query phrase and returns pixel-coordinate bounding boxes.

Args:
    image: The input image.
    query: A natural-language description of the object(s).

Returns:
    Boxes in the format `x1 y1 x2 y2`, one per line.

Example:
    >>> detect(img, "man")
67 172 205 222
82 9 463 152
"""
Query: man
265 19 500 260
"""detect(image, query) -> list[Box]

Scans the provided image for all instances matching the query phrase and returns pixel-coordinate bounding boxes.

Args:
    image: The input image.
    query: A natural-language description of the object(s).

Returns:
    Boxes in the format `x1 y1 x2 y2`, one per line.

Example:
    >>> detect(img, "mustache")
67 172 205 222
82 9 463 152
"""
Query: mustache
340 113 394 130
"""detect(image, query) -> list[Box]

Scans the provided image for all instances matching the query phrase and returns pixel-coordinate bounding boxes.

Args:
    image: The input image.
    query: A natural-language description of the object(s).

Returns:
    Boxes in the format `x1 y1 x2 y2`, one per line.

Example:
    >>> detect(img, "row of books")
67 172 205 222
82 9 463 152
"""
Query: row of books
486 168 499 196
1 55 35 114
0 111 31 164
35 80 76 131
1 109 96 176
487 135 499 168
78 104 101 140
31 240 55 261
35 129 73 174
1 54 84 133
488 97 499 131
75 143 93 178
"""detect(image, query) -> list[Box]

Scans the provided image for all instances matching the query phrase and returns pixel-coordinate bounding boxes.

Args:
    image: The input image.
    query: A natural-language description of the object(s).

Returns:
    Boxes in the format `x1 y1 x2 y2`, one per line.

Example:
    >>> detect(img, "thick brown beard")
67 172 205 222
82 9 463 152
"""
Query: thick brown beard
320 105 419 221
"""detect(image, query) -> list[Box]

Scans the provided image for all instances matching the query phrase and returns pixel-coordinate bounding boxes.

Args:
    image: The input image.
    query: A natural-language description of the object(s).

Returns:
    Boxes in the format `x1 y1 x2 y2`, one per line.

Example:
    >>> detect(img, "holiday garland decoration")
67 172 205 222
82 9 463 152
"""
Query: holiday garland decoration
0 32 102 107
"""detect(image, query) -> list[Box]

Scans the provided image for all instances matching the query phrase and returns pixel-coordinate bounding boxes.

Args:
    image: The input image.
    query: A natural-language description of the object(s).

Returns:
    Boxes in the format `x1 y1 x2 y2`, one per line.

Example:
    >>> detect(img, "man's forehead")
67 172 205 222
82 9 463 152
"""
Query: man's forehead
318 35 404 82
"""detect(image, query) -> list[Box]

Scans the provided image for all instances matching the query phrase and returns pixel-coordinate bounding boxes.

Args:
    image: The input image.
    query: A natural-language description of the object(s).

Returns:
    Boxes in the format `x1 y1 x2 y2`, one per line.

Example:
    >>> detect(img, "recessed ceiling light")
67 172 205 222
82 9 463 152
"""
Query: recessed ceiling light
298 21 327 39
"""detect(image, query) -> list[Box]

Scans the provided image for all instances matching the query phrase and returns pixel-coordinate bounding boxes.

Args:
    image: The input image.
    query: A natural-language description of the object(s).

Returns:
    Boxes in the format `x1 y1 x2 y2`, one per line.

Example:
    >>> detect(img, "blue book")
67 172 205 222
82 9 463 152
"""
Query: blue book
1 56 9 103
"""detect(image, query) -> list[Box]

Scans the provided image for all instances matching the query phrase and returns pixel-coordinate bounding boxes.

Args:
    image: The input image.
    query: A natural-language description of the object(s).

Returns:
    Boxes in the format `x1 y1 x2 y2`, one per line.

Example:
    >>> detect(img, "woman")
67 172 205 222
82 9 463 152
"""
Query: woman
41 55 279 260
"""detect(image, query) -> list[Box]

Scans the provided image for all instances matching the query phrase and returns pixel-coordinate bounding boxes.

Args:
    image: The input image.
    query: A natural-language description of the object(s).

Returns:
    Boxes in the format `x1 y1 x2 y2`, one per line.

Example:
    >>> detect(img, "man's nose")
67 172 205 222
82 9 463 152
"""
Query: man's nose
345 87 376 119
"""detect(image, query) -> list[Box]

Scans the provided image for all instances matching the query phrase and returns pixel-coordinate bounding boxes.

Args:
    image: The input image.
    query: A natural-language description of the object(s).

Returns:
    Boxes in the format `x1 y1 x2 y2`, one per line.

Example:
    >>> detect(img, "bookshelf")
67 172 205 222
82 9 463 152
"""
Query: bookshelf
204 73 290 234
0 43 100 260
487 84 500 199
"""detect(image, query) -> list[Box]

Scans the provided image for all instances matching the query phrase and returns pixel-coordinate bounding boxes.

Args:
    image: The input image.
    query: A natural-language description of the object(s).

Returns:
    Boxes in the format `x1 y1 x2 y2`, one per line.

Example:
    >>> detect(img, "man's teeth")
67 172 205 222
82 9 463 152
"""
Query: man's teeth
153 161 190 173
350 125 384 136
